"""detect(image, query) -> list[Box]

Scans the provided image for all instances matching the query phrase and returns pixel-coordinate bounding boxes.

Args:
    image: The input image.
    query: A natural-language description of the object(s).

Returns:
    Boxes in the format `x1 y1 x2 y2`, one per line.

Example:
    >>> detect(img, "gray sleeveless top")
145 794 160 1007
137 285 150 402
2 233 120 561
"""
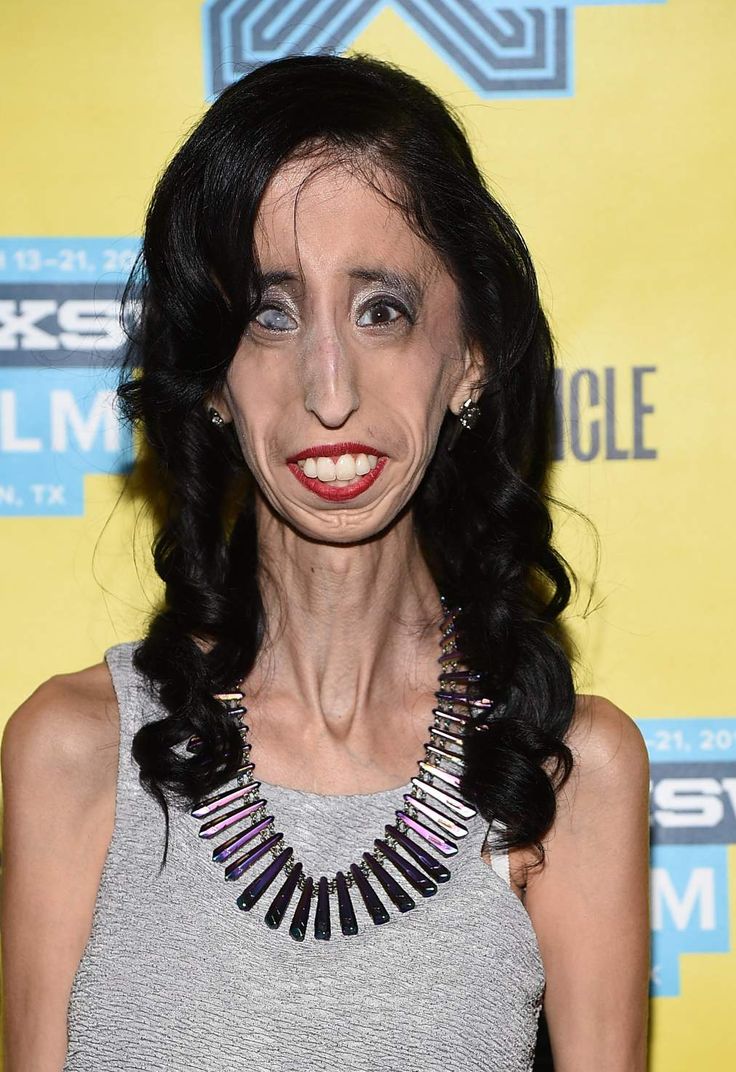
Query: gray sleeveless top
64 642 545 1071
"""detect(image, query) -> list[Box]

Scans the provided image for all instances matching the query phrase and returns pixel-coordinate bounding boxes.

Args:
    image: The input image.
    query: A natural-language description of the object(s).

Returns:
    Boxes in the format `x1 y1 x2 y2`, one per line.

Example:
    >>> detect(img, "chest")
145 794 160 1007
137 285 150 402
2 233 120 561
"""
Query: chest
67 778 546 1070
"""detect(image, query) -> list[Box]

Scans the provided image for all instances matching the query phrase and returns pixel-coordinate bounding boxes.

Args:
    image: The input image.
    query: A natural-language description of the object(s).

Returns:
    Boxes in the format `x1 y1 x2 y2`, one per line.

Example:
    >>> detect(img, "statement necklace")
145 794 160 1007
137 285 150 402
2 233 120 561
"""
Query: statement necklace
187 600 493 942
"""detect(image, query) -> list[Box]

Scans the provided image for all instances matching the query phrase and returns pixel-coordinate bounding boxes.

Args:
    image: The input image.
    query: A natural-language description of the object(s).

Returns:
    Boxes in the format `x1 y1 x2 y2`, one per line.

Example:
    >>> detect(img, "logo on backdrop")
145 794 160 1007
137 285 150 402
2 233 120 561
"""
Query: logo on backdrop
642 718 736 998
554 366 658 462
202 0 666 100
0 239 136 516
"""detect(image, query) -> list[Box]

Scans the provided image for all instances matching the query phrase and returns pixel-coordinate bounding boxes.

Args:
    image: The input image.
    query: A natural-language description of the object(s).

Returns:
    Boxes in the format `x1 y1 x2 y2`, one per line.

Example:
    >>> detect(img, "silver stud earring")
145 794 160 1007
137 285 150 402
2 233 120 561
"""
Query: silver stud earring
208 406 225 426
447 397 480 452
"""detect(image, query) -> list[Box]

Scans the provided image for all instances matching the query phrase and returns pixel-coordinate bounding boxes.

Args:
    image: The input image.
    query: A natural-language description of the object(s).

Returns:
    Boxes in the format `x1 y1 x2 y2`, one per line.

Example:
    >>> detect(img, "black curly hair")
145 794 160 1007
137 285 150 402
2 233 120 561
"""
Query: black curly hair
117 51 587 870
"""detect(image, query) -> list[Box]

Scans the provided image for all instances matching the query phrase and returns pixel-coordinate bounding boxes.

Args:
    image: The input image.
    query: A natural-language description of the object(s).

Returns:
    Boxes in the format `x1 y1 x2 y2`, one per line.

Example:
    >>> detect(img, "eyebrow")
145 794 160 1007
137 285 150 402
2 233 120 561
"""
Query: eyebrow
256 266 425 305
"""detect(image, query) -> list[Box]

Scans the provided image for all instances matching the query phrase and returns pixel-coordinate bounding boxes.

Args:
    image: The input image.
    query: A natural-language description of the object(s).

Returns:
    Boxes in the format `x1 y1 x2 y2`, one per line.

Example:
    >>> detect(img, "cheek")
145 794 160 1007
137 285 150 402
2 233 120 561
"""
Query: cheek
227 350 294 412
223 364 285 468
397 345 460 442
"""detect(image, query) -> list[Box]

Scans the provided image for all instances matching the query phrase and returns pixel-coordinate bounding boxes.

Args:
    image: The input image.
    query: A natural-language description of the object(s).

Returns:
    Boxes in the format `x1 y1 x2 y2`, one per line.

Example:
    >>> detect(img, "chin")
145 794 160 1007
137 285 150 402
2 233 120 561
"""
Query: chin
293 511 392 546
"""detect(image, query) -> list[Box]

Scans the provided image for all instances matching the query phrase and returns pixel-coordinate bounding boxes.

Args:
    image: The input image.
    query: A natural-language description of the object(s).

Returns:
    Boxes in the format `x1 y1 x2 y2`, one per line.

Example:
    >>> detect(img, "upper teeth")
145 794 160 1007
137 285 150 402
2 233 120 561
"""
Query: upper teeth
297 453 379 482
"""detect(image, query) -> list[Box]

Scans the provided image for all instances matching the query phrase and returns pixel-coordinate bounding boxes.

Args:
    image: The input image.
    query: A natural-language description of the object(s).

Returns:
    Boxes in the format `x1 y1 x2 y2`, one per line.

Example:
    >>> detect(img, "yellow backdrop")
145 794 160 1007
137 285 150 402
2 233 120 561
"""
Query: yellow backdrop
1 1 734 1068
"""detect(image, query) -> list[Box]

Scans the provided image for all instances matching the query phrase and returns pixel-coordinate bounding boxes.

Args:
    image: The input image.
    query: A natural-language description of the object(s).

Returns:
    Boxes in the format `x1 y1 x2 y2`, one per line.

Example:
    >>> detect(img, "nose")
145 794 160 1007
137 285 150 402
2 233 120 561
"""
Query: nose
301 326 360 429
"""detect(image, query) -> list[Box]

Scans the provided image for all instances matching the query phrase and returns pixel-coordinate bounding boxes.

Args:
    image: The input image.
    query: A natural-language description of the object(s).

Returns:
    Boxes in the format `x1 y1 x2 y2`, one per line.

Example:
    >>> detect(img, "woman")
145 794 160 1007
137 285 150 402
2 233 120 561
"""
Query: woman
1 53 650 1071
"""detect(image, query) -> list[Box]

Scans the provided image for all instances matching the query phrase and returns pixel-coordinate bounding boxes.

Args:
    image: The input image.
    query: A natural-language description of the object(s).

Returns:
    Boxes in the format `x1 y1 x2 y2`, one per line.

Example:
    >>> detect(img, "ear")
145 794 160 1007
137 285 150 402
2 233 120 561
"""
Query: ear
448 342 485 416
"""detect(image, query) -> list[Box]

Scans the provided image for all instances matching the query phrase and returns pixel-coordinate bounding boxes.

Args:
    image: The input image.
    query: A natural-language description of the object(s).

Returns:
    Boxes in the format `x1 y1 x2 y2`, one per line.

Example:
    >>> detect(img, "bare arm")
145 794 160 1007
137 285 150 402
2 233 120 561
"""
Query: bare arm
1 665 118 1072
525 695 651 1071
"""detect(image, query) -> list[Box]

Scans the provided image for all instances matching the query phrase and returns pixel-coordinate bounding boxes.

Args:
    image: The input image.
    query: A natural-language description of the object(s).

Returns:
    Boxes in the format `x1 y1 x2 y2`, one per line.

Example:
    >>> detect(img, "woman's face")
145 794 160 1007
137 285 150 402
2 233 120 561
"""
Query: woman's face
215 156 480 544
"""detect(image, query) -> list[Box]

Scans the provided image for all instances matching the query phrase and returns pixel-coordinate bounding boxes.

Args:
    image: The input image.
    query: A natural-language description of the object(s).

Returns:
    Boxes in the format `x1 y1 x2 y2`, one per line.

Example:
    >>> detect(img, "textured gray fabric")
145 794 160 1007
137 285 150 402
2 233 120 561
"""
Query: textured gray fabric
64 641 546 1072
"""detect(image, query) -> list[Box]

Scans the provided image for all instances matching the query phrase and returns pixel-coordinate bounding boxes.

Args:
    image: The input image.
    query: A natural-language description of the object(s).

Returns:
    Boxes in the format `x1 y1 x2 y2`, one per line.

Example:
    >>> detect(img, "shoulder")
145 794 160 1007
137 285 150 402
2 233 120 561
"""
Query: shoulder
1 662 121 1061
508 694 649 893
2 660 119 801
565 693 650 795
537 692 650 851
522 692 651 893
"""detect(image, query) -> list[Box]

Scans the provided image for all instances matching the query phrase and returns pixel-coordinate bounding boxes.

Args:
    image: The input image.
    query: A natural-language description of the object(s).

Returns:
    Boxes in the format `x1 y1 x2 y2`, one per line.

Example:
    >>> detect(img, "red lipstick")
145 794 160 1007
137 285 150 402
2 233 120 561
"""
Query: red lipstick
288 457 387 501
285 443 388 502
285 441 383 463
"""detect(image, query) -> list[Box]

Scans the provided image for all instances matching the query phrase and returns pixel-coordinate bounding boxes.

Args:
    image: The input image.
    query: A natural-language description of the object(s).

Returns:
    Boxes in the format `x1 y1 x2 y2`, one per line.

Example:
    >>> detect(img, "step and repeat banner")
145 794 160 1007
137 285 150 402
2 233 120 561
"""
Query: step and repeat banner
1 1 733 1068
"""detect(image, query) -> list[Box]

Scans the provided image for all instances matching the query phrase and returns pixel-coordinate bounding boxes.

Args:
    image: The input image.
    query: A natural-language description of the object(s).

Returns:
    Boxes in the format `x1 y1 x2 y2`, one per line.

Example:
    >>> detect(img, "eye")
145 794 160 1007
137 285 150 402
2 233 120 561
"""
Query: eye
356 300 408 328
253 305 297 332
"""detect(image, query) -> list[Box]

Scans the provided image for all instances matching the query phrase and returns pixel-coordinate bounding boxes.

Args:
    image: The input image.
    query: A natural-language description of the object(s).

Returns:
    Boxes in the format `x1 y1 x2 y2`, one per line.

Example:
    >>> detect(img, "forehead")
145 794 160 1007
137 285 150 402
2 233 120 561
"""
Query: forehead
253 154 444 284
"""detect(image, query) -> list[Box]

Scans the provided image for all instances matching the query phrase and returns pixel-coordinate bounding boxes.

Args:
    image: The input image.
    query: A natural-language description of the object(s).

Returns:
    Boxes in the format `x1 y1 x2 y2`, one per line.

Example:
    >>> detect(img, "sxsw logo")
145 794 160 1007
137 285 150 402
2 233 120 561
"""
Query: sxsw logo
0 285 134 517
640 724 736 997
0 240 136 517
650 764 736 845
0 285 129 366
202 0 667 100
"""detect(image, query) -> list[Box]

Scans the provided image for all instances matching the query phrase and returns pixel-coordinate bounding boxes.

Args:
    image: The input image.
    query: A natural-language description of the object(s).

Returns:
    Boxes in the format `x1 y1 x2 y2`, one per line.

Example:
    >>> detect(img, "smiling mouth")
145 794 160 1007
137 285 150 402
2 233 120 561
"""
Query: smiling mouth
285 443 388 501
295 451 379 484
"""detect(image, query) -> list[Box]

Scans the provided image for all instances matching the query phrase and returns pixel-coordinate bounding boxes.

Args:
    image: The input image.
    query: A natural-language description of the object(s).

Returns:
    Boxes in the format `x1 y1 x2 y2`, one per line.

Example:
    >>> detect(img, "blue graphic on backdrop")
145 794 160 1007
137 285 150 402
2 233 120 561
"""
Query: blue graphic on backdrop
650 844 730 997
0 238 137 515
202 0 666 100
639 718 736 997
0 237 138 368
0 367 133 516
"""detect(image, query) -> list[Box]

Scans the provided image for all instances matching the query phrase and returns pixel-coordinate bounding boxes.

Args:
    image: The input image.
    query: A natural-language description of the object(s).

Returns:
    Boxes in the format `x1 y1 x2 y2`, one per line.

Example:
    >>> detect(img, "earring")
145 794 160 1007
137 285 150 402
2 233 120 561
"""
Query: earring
208 406 225 426
457 397 481 431
447 397 480 452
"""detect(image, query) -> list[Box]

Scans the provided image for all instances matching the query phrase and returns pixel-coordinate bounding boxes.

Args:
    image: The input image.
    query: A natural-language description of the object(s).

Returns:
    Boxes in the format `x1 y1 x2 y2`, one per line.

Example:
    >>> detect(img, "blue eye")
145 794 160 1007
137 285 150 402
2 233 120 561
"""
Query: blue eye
254 306 297 332
356 301 405 327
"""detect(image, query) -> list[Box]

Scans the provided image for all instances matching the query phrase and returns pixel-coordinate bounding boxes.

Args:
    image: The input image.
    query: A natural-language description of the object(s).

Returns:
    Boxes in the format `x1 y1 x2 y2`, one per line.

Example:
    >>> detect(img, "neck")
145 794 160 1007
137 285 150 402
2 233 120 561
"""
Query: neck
251 499 443 740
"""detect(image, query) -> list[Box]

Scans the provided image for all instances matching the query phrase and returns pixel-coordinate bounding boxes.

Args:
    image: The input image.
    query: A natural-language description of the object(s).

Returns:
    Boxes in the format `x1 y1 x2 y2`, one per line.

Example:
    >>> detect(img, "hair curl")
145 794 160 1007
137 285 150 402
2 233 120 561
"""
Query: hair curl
117 52 587 871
